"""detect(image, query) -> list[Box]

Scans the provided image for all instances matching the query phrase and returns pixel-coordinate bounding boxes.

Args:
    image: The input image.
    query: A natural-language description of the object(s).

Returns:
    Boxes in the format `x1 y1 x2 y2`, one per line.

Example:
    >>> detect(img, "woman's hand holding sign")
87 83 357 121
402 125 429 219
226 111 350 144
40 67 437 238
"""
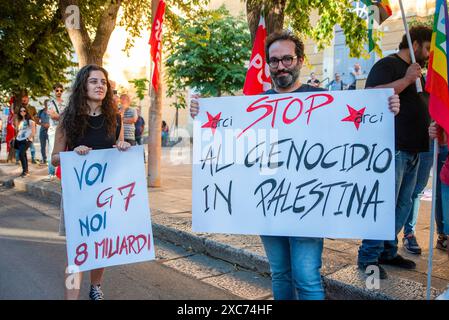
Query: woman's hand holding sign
114 141 131 151
74 145 92 155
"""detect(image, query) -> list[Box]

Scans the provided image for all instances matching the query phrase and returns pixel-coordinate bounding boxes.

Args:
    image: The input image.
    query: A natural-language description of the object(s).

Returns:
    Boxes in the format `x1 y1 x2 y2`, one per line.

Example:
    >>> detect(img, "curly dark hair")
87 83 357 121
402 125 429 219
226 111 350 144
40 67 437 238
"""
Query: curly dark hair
399 25 432 50
265 30 305 60
61 64 118 149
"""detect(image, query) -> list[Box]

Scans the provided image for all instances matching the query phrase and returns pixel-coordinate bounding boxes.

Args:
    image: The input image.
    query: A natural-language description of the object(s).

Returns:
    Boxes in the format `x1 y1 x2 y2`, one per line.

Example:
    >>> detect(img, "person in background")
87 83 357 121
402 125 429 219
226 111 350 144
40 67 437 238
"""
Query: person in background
15 107 36 177
327 73 347 91
45 83 67 181
161 120 169 147
37 99 50 165
307 72 320 88
20 94 37 163
348 63 363 90
357 25 432 279
119 94 138 146
135 108 145 146
6 101 15 162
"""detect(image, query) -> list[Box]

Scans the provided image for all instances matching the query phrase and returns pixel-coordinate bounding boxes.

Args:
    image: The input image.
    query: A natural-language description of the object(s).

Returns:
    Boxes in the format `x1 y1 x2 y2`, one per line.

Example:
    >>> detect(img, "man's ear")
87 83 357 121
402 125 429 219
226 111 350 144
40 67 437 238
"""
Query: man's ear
298 56 305 66
412 40 421 52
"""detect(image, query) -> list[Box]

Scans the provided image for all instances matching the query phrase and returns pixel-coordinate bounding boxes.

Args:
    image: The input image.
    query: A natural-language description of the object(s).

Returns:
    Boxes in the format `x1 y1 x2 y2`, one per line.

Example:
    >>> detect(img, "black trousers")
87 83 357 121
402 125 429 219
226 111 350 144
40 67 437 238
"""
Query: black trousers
16 140 30 174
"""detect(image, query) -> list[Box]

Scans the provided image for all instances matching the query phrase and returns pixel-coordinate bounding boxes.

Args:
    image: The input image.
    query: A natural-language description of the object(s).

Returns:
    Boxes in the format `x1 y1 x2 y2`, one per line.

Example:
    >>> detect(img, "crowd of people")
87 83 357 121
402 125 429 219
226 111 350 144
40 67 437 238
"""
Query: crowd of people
307 62 364 91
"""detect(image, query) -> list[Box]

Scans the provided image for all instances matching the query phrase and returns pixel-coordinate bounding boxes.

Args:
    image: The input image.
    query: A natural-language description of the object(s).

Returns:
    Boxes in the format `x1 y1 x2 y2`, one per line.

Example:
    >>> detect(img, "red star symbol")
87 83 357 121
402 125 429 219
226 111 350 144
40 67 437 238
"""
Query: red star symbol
341 105 366 130
201 112 222 134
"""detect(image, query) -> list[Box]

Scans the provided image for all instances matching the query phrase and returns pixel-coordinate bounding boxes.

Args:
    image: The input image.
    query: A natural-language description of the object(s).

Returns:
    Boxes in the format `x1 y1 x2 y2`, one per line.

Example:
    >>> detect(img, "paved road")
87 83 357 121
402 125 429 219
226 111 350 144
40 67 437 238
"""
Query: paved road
0 187 239 300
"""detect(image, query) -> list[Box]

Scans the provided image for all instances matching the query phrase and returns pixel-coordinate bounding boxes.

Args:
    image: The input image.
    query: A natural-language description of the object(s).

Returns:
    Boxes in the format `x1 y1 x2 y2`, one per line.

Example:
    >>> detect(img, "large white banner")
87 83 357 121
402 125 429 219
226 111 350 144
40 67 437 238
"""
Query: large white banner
60 146 155 273
193 89 395 240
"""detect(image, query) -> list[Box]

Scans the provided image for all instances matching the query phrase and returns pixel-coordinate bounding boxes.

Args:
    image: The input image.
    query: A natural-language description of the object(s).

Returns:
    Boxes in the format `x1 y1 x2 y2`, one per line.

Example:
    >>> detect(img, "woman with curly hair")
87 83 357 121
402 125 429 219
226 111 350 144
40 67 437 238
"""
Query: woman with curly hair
52 64 131 300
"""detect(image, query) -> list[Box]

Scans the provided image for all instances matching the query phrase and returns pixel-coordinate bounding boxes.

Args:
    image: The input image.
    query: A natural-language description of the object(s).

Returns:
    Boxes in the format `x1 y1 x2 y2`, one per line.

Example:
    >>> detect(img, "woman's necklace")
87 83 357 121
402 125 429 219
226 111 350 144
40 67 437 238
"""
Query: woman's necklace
90 106 101 116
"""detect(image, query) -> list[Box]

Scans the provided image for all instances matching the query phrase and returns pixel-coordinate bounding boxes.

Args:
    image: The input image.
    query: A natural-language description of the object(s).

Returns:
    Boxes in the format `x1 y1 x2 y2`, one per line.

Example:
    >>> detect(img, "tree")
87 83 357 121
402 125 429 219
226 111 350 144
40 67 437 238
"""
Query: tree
0 0 74 105
246 0 377 57
165 6 251 99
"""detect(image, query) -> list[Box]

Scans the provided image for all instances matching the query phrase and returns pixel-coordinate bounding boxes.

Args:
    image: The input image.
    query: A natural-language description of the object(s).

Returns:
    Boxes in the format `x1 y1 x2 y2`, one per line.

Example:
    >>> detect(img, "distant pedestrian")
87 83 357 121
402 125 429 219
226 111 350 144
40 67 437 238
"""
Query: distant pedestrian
15 107 36 177
161 120 169 147
327 73 347 91
119 94 137 146
20 94 37 163
51 64 130 300
45 84 66 181
37 99 50 165
135 108 145 146
307 72 320 88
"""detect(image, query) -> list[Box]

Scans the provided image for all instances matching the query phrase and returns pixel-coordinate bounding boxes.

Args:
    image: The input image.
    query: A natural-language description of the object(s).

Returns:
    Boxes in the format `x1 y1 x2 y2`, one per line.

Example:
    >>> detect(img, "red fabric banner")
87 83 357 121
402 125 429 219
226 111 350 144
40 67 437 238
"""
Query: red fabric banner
243 16 271 95
149 0 166 92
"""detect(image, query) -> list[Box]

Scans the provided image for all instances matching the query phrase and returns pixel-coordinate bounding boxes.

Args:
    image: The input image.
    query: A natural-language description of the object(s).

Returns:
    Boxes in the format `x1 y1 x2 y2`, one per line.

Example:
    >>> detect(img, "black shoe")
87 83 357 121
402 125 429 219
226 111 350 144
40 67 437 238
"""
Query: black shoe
402 234 422 255
89 284 104 300
357 262 388 279
379 254 416 269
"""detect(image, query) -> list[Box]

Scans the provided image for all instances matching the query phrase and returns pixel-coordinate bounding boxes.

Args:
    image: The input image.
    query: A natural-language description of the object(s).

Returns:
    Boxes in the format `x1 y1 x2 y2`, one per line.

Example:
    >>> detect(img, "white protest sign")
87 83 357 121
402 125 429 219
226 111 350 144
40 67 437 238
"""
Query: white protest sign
193 89 395 240
60 145 155 273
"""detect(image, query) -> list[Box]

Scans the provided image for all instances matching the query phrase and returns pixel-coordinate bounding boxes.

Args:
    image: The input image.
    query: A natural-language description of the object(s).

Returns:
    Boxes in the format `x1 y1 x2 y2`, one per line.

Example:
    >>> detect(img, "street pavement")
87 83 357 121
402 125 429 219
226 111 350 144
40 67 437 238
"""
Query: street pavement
0 186 271 300
1 143 449 299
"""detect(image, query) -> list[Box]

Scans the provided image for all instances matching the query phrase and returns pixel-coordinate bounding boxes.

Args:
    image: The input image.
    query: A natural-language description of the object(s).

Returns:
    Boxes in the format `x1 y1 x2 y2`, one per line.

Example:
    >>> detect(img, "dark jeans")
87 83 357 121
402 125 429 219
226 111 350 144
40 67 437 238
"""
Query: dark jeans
135 136 143 145
17 140 30 174
39 129 48 163
358 151 419 264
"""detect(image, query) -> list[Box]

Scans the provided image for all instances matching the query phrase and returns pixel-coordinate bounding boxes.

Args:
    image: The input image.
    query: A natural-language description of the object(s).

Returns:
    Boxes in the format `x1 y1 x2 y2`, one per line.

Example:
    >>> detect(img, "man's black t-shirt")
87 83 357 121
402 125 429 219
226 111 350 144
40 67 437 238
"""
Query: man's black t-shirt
365 54 430 153
265 83 326 95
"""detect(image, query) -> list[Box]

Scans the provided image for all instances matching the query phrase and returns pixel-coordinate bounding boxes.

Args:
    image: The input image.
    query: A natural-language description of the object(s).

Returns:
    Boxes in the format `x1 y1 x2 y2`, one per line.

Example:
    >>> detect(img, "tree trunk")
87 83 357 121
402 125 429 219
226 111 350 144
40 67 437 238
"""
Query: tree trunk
246 0 286 43
147 0 162 187
59 0 120 68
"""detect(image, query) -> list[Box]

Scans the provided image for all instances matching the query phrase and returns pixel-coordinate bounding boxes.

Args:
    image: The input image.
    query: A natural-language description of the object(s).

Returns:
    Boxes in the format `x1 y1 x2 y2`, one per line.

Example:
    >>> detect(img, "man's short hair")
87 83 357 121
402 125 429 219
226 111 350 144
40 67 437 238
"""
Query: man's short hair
265 30 305 60
53 83 63 90
399 25 432 50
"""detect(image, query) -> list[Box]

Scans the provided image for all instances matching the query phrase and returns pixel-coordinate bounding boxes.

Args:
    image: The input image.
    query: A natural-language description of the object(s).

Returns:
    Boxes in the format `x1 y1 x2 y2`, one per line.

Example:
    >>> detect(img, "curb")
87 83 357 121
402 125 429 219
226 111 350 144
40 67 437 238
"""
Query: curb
0 174 441 300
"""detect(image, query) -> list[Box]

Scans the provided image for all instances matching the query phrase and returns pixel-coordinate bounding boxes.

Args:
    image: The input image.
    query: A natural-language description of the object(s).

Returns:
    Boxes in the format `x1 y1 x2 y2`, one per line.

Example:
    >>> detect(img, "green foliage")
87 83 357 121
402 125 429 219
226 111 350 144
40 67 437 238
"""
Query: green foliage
128 78 150 100
284 0 372 57
165 6 251 100
0 0 75 100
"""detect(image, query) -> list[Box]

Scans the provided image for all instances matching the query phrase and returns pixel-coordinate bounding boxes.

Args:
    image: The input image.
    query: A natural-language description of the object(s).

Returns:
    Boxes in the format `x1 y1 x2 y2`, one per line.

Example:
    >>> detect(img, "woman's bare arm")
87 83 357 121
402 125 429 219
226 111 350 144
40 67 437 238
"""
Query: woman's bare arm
51 125 67 167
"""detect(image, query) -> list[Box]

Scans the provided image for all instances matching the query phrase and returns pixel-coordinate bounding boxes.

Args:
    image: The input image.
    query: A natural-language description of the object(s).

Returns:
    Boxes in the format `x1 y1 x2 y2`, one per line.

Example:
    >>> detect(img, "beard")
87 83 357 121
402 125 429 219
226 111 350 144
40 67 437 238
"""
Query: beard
272 66 300 89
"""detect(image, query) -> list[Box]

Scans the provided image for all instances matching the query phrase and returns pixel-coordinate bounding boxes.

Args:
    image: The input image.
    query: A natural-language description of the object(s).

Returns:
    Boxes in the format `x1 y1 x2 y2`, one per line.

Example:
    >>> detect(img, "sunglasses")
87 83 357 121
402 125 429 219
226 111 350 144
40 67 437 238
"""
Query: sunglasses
55 89 63 93
20 110 26 113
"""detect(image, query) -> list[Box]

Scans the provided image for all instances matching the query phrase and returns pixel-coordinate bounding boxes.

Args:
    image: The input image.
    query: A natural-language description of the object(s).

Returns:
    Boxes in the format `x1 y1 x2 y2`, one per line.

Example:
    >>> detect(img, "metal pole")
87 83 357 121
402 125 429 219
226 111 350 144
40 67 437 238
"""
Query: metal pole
426 138 439 300
398 0 423 93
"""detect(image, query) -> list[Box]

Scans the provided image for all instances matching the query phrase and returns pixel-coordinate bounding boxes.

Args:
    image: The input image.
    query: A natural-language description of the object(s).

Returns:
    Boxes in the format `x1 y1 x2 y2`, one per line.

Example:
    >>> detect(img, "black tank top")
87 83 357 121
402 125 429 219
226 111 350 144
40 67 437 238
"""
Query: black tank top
70 114 121 151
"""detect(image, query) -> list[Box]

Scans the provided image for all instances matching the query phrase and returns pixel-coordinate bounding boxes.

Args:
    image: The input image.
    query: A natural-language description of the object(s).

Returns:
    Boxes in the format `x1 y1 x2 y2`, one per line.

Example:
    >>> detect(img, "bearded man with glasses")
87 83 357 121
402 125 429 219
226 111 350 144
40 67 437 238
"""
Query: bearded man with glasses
190 30 401 299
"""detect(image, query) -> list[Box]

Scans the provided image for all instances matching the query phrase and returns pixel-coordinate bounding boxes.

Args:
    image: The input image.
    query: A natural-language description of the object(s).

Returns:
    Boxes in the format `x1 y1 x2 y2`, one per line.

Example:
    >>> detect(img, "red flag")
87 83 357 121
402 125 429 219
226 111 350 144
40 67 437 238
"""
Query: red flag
149 0 166 92
243 16 271 95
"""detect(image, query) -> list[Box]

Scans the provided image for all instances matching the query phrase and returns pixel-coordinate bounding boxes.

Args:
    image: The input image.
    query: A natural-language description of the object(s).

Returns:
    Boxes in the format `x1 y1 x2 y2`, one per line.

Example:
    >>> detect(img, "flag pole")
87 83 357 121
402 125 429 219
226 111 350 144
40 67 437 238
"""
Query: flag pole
398 0 423 93
426 138 439 300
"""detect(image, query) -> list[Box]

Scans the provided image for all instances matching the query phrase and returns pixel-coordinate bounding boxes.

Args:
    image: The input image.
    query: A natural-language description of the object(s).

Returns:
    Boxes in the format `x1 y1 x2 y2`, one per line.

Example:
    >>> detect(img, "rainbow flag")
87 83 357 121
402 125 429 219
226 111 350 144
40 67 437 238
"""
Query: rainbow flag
361 0 393 51
426 0 449 133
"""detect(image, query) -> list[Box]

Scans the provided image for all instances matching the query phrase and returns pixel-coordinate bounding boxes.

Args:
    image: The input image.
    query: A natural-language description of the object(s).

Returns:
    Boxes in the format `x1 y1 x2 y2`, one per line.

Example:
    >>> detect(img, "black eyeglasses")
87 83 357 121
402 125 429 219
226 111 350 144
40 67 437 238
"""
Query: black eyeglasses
20 110 26 113
268 55 298 68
